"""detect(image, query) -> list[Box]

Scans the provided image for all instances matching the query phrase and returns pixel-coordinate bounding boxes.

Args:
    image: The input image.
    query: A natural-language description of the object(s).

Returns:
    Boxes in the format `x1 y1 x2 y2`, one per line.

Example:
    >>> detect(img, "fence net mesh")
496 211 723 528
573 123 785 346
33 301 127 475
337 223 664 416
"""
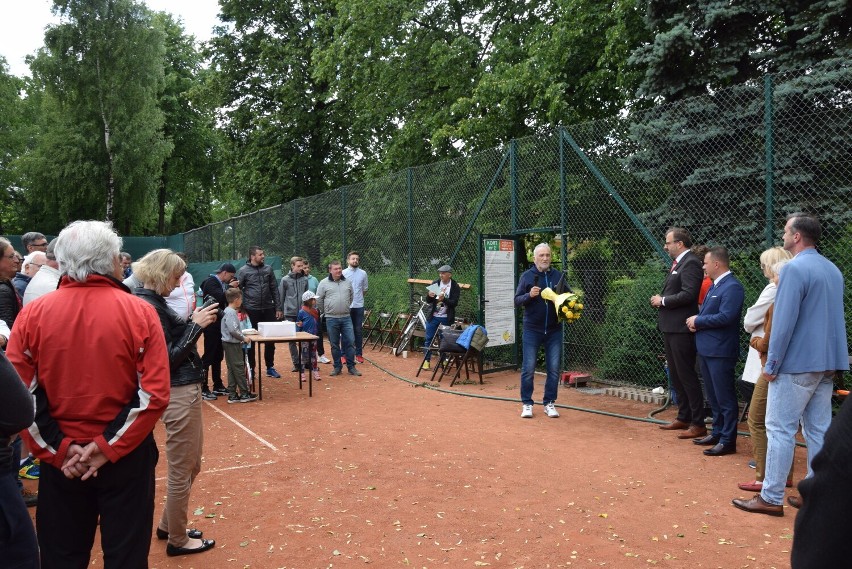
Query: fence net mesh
185 65 851 391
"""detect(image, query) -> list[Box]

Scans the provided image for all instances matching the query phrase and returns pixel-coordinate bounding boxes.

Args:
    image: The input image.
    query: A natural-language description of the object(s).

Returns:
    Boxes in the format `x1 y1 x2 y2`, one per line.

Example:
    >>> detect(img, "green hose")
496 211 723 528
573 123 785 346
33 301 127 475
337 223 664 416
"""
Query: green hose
365 357 807 445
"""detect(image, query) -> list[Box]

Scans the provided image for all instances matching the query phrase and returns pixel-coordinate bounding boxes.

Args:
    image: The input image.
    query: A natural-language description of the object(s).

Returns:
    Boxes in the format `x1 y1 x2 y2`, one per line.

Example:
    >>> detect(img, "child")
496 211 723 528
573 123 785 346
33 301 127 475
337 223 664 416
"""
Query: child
221 288 258 403
297 290 321 382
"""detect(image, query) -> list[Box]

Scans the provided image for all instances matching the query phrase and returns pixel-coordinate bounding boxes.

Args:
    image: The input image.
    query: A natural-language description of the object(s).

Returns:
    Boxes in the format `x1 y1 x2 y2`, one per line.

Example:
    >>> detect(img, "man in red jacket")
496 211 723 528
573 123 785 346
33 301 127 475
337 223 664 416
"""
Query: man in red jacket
7 220 170 569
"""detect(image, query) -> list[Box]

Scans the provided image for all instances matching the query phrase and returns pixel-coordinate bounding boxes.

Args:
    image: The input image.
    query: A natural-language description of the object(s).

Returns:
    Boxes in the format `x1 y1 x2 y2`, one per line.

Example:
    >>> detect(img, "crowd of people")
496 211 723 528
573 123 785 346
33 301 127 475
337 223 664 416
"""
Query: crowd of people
0 212 848 567
646 215 848 537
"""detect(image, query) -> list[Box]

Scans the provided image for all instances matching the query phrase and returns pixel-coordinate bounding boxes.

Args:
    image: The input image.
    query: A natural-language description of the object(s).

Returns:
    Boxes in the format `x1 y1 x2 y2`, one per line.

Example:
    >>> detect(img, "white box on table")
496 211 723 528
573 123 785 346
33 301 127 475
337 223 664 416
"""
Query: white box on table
258 321 296 337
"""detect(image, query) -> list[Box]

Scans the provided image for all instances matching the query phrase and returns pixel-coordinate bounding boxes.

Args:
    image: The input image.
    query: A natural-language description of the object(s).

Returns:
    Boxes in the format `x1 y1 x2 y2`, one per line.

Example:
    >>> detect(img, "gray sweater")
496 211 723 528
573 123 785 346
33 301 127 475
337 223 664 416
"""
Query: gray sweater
316 276 353 318
221 306 246 344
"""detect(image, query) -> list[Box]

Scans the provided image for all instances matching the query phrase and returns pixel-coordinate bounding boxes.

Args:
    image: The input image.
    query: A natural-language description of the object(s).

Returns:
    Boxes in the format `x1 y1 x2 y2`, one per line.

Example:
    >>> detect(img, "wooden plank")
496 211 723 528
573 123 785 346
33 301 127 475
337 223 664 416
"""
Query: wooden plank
407 278 472 290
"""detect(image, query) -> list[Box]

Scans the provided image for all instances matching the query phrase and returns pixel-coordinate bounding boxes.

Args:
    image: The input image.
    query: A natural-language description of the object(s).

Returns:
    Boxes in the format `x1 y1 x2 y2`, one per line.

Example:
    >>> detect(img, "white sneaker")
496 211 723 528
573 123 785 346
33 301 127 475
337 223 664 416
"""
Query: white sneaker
521 404 533 418
544 403 560 418
318 355 331 364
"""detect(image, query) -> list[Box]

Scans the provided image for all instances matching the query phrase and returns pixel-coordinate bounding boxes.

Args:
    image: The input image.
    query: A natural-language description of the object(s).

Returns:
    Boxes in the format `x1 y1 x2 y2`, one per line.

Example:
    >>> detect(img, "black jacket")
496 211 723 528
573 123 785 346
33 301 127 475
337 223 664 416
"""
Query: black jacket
0 351 33 474
236 262 280 311
657 251 703 334
199 274 228 334
425 278 461 323
134 288 205 387
0 280 20 330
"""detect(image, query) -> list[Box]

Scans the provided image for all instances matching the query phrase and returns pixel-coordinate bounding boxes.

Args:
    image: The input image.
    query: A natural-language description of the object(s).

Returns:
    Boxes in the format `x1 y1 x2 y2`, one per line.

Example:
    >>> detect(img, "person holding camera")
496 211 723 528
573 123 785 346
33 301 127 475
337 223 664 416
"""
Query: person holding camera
199 263 239 400
132 249 219 556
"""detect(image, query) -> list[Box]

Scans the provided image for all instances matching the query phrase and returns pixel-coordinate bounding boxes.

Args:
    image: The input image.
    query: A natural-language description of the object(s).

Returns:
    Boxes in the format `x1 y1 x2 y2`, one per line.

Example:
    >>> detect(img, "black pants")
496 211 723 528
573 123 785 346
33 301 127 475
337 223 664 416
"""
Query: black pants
37 435 158 569
201 324 225 390
0 469 39 568
245 307 277 369
664 332 704 427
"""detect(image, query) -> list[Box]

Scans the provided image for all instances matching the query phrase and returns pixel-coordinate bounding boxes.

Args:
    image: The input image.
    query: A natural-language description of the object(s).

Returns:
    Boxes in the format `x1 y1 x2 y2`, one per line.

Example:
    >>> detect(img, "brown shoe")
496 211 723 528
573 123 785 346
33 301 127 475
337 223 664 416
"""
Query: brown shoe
732 494 784 517
677 425 708 439
787 496 802 509
659 419 689 430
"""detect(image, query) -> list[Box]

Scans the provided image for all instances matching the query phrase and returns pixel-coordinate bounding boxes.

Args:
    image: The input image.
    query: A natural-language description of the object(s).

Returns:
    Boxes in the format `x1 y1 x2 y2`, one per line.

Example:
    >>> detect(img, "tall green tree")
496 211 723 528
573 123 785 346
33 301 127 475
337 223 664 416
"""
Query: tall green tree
20 0 170 234
625 0 851 246
314 0 650 175
0 57 29 233
153 12 221 234
209 0 348 211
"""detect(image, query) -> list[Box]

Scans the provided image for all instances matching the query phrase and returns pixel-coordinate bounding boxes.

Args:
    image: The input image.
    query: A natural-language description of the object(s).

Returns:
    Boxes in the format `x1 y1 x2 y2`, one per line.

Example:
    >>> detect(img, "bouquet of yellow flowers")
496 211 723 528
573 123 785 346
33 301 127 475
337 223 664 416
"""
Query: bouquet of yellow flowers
540 288 585 323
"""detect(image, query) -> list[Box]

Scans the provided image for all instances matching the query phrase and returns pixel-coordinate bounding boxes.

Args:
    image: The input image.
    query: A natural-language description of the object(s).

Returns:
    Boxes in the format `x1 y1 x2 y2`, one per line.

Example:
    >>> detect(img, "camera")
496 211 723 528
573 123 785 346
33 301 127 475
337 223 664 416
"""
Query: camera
201 295 224 320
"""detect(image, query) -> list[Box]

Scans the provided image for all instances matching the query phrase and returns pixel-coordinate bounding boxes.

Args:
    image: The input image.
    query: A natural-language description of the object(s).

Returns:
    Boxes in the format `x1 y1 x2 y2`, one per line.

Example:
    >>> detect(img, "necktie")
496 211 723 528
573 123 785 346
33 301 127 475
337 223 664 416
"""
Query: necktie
670 260 677 272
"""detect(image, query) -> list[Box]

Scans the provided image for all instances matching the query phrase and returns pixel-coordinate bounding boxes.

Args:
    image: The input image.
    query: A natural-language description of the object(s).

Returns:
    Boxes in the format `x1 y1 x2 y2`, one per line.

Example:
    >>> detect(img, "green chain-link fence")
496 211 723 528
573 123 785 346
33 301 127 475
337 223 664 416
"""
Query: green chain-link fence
184 64 851 391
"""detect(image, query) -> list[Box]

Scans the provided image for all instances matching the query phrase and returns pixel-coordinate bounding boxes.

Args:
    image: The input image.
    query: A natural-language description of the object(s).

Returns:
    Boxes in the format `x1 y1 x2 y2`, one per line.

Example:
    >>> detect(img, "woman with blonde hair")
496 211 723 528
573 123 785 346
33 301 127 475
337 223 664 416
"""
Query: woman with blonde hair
131 249 219 556
738 251 792 492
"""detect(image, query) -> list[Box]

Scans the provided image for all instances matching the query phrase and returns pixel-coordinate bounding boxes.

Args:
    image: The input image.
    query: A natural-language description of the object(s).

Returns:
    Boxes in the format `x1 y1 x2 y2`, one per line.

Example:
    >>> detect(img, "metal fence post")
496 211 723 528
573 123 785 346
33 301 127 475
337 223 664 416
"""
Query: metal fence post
407 168 413 278
764 73 775 247
510 139 518 233
341 186 347 261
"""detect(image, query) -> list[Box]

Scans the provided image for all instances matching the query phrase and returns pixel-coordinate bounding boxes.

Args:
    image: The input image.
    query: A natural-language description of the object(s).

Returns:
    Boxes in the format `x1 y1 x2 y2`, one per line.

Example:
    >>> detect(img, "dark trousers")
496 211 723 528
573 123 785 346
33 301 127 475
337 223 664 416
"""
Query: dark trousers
201 324 225 390
0 469 39 569
245 308 277 369
664 332 704 426
350 307 365 356
37 435 158 569
316 317 326 356
699 355 739 445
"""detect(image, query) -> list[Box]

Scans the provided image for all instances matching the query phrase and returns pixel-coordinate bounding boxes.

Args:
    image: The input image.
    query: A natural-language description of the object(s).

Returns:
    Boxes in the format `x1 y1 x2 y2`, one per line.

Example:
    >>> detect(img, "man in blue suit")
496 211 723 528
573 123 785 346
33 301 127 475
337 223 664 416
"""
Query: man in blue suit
686 246 745 456
733 213 849 516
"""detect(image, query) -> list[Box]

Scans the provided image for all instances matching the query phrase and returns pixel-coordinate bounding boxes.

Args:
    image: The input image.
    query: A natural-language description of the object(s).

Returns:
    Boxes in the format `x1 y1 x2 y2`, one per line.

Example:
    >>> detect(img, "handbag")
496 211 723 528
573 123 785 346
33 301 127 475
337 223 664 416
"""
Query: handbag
438 326 465 352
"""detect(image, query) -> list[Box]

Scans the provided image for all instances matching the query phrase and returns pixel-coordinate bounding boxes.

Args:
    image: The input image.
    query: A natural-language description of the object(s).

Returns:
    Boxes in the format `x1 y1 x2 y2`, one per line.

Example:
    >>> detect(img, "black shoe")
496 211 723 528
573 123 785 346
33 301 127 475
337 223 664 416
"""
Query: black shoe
693 434 720 446
212 387 229 396
157 528 203 540
703 442 736 456
166 538 215 556
202 390 217 401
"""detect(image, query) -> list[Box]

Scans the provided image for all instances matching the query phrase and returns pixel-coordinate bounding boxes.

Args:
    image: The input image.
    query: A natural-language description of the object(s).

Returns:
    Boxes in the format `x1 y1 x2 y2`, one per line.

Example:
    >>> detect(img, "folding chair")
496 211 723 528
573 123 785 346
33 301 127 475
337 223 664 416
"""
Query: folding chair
430 325 485 386
360 309 374 348
369 312 393 349
377 313 410 353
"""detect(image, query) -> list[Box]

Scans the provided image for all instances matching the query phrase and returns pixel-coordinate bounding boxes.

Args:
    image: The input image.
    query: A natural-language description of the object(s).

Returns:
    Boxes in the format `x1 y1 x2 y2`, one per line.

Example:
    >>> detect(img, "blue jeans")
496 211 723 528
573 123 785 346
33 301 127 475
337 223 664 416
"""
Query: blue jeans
520 328 562 406
423 316 449 360
326 316 356 371
761 371 834 505
350 307 365 356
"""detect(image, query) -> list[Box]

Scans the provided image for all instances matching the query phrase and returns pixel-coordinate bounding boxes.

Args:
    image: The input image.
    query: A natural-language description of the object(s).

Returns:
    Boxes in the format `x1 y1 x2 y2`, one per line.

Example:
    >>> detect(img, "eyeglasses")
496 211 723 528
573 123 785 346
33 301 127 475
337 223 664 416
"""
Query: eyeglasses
30 263 44 268
31 242 48 247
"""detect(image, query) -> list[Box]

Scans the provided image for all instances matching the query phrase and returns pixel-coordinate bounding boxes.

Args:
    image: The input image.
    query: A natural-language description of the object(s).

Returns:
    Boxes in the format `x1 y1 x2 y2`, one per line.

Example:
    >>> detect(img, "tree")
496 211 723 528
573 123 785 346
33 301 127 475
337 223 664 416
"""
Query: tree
625 1 851 248
20 0 171 234
209 0 349 211
0 57 29 233
153 12 221 234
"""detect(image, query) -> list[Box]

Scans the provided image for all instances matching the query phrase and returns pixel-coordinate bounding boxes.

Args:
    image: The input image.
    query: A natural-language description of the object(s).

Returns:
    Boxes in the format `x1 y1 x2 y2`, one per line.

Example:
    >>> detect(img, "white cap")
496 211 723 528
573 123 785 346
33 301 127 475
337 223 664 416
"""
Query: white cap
302 290 317 302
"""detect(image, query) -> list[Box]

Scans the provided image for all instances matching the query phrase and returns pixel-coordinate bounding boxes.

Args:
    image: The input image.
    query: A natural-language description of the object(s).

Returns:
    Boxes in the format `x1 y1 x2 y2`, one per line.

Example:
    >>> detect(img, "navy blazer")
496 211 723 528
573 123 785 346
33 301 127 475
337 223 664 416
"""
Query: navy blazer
694 273 745 358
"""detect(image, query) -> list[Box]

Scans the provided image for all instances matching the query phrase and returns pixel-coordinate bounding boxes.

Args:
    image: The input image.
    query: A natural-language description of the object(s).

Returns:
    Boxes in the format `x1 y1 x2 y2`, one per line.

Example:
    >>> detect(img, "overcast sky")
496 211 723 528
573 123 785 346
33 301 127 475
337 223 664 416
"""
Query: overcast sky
0 0 222 77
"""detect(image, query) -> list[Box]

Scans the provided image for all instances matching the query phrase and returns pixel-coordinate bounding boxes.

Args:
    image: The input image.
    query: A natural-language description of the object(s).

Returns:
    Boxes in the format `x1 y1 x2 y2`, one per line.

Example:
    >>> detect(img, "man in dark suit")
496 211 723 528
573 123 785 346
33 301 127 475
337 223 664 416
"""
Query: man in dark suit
686 246 745 456
651 228 706 439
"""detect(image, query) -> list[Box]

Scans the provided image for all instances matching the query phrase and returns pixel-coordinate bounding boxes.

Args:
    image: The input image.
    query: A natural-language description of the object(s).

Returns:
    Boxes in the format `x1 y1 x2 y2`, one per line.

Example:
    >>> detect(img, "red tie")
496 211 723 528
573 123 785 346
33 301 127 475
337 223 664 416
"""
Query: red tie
671 260 677 272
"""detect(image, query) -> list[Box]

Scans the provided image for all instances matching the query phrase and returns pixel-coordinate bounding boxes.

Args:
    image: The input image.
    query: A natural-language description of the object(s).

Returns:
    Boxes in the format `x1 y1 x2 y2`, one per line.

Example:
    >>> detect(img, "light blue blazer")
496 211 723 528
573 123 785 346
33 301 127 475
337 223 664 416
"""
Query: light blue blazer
765 249 849 375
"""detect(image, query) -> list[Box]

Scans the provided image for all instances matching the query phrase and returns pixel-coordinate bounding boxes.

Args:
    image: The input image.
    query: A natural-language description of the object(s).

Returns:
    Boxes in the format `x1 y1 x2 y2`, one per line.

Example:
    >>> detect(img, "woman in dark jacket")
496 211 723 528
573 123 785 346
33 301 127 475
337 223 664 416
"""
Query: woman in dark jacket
132 249 219 556
0 351 39 568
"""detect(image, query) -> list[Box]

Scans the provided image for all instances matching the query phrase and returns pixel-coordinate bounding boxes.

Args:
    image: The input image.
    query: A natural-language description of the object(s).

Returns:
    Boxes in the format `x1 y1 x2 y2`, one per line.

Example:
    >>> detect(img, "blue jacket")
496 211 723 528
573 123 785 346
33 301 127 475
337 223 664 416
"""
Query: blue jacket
514 266 565 335
694 273 745 358
765 249 849 375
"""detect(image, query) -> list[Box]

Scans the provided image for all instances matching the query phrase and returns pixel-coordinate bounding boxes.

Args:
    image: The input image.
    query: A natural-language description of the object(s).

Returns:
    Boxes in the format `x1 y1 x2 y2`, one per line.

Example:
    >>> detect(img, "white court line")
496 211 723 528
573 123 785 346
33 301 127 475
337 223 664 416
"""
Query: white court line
156 460 277 481
204 401 279 452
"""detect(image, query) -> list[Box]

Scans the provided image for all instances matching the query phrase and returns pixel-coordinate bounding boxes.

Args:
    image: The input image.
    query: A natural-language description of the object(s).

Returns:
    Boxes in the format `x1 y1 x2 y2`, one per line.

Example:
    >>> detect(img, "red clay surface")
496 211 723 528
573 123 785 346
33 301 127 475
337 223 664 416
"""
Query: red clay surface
27 347 804 568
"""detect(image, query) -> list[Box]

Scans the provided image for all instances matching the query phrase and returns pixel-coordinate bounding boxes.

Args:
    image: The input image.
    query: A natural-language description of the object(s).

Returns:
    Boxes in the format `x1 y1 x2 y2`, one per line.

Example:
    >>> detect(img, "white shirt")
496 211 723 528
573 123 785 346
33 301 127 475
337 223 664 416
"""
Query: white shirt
22 265 61 306
166 272 196 320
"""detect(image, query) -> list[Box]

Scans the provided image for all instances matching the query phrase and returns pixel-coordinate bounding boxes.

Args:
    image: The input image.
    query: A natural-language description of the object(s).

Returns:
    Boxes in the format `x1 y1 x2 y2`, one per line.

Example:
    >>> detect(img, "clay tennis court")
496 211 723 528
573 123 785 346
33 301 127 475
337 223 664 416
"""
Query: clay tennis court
33 349 802 568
